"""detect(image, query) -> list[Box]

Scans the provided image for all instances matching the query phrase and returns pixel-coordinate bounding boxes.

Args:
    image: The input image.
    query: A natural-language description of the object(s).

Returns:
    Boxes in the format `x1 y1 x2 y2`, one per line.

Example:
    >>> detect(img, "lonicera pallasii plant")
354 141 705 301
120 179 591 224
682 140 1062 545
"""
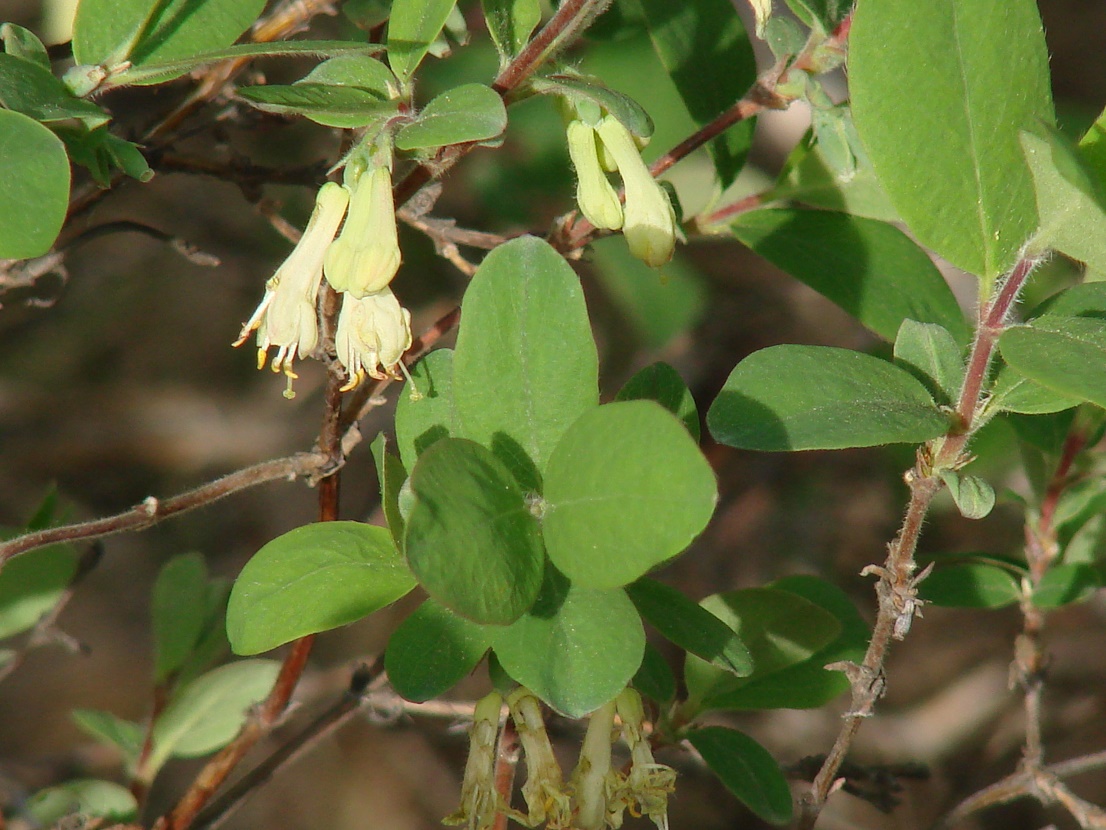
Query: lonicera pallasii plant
2 0 1106 827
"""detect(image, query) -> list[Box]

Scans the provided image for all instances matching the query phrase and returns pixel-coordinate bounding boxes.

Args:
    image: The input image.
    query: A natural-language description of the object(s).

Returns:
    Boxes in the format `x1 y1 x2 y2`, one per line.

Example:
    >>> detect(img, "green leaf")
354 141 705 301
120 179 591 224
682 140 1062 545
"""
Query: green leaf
238 83 398 126
0 109 70 259
708 345 951 451
1032 563 1101 608
531 74 654 138
150 660 280 769
482 0 541 59
1029 281 1106 320
590 236 707 350
71 709 144 763
152 552 209 682
990 365 1082 415
772 130 899 223
730 210 969 345
615 361 699 440
542 401 717 588
396 83 507 150
452 236 598 492
701 575 867 711
625 578 751 675
0 54 109 127
370 434 407 548
849 0 1053 280
289 53 397 128
893 322 965 414
940 471 996 520
0 538 77 640
1021 127 1106 272
630 0 756 188
226 522 415 655
684 587 842 709
686 727 792 826
918 563 1022 608
1 23 51 69
385 599 491 702
784 0 849 33
395 348 454 471
387 0 456 81
632 642 676 704
23 780 137 826
404 438 544 625
73 0 267 79
999 317 1106 409
491 573 645 717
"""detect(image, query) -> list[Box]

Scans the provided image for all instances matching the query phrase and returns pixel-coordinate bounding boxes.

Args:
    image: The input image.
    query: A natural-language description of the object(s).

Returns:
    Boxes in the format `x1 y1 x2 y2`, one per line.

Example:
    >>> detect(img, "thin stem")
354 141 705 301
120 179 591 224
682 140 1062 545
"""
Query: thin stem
799 253 1039 828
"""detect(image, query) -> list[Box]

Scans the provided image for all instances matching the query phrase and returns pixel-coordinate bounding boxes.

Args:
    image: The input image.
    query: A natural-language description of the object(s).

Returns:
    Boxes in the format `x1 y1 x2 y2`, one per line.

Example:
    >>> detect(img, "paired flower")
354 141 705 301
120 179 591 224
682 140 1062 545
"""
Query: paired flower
235 162 412 396
445 692 505 830
565 113 678 268
508 688 573 829
233 182 350 399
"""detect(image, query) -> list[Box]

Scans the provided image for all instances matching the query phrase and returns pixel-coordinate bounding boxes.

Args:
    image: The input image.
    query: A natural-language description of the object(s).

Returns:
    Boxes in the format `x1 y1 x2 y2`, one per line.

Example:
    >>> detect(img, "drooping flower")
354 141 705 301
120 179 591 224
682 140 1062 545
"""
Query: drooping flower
595 115 678 268
324 163 402 299
566 118 624 231
508 688 573 829
334 286 413 391
569 699 620 830
234 181 350 398
444 692 505 830
612 688 676 830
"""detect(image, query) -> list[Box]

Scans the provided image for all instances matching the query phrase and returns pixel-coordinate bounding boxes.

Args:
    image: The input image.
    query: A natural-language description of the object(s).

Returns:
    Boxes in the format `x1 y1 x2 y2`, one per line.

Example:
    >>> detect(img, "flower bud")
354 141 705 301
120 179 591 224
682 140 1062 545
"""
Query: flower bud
566 119 624 231
595 116 677 267
324 164 402 298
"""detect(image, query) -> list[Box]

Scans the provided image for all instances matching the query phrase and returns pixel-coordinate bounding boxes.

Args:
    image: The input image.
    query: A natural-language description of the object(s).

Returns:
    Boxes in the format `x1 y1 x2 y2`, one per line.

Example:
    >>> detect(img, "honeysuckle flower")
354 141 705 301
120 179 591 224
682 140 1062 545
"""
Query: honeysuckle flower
444 692 504 830
566 119 624 231
613 688 675 830
508 688 573 829
595 115 678 268
234 181 350 398
334 286 413 391
324 163 401 299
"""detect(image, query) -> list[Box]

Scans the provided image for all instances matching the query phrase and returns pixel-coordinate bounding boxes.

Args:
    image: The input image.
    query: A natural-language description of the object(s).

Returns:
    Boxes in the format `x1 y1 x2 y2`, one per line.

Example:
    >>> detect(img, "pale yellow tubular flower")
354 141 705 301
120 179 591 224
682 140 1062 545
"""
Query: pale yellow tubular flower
324 164 402 299
234 181 350 398
444 692 504 830
614 688 676 830
566 119 624 231
335 286 413 391
569 699 618 830
507 688 573 829
596 116 678 268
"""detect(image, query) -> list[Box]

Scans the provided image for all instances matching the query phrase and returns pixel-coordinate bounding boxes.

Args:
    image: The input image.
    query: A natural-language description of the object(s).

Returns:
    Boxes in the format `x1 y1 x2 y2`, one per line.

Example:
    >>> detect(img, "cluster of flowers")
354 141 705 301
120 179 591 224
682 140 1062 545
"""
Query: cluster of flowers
565 112 678 268
234 162 412 398
447 688 676 830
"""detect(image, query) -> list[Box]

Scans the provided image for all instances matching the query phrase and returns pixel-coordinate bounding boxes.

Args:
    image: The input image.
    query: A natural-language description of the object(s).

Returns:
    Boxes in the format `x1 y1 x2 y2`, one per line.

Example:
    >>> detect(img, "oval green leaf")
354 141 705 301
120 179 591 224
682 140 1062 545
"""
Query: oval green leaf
918 563 1022 609
731 210 969 344
238 83 398 126
0 54 109 127
482 0 541 59
387 0 456 81
708 345 951 451
227 521 416 655
452 236 599 492
632 642 676 704
396 83 507 150
24 780 137 826
686 727 792 826
542 401 717 589
0 109 70 259
491 577 645 718
385 599 492 702
293 53 397 128
404 438 544 625
893 320 965 406
73 0 266 80
849 0 1053 280
999 317 1106 410
1032 563 1101 609
0 536 77 640
152 552 209 681
625 578 751 675
150 660 280 768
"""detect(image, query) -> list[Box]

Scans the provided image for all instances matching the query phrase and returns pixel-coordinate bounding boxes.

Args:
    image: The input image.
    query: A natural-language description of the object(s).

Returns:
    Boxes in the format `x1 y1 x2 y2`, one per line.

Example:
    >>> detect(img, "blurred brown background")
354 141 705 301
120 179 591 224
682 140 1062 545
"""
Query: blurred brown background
1 1 1106 828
